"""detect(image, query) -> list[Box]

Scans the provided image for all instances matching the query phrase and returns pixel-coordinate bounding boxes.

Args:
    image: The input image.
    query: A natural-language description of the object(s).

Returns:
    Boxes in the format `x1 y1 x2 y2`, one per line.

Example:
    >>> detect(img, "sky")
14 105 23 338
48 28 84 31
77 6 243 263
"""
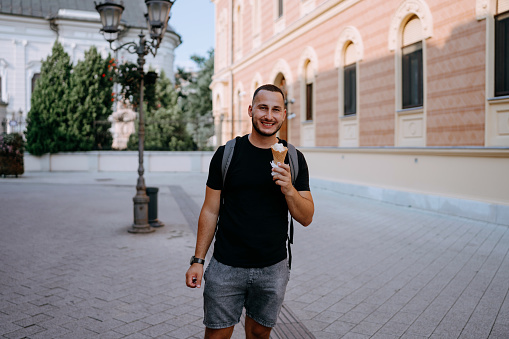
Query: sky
169 0 215 71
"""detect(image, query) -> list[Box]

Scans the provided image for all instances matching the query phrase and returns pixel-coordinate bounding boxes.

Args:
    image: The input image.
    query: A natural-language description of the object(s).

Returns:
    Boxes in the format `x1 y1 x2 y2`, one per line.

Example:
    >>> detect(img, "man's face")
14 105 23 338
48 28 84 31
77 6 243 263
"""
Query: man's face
248 90 286 137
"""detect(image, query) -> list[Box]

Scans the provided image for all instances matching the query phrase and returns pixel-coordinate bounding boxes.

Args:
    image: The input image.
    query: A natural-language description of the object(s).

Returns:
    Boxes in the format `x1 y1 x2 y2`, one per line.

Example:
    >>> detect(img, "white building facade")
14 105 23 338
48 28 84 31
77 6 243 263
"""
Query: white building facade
0 1 181 134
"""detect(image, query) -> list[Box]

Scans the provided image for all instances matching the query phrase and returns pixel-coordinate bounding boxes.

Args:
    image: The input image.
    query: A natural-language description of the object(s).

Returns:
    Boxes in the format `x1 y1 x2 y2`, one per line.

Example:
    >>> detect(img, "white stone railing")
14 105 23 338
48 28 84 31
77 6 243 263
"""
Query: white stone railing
24 151 214 173
23 148 509 225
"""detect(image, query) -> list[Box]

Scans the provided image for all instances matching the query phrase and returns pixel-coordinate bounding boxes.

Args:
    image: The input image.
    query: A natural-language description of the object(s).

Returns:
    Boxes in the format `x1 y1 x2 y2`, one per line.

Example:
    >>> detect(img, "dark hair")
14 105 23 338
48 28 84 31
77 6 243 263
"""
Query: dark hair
252 84 285 104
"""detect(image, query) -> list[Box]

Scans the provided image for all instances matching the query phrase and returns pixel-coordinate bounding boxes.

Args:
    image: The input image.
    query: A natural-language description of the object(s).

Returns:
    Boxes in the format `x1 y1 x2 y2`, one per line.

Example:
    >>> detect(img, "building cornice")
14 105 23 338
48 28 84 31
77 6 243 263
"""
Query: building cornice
301 147 509 158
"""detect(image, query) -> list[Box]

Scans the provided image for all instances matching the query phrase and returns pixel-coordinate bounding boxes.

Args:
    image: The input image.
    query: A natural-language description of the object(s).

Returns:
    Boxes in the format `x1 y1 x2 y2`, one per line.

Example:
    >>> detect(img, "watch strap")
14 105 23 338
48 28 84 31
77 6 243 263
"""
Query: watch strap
190 256 205 265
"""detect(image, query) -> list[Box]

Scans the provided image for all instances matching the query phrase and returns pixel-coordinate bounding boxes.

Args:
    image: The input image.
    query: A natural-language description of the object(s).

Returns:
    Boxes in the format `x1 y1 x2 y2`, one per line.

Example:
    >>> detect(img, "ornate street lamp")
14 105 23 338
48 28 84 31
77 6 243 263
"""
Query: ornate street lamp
95 0 174 233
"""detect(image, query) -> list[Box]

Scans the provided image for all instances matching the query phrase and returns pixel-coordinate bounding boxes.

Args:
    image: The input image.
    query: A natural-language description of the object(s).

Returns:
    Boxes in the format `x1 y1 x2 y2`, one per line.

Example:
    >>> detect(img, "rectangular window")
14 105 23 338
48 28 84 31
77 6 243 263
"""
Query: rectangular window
306 83 313 121
344 63 356 115
495 12 509 96
402 42 423 109
278 0 283 18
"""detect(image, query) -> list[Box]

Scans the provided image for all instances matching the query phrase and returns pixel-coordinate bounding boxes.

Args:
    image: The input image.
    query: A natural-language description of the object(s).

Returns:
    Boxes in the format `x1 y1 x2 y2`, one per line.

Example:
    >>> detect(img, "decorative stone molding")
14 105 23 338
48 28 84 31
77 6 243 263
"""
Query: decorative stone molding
251 72 263 94
389 0 433 51
475 0 491 20
300 0 316 18
334 26 364 68
269 59 293 85
234 82 247 134
297 46 319 78
217 9 228 70
0 59 8 103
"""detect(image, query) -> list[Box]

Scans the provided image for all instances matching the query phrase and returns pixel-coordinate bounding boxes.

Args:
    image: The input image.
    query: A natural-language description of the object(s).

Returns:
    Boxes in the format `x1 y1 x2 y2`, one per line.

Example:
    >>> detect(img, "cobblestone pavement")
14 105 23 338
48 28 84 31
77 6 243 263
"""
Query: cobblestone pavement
0 172 508 339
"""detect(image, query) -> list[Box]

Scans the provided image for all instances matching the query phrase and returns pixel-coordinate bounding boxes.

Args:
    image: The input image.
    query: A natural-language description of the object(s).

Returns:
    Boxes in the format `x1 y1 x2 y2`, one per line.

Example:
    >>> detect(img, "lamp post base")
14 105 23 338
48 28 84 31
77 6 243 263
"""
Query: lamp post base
129 193 154 233
128 223 154 233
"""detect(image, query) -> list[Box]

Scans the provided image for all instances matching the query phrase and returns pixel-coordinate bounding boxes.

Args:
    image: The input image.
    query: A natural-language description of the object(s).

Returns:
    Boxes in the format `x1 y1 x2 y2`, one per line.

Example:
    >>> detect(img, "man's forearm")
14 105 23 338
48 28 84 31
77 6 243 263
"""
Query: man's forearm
286 189 314 226
194 210 218 259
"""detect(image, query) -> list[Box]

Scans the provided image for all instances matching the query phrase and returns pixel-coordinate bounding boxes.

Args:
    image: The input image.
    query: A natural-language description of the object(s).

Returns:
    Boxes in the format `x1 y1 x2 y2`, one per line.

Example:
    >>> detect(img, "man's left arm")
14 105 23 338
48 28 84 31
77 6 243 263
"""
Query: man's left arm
272 163 314 226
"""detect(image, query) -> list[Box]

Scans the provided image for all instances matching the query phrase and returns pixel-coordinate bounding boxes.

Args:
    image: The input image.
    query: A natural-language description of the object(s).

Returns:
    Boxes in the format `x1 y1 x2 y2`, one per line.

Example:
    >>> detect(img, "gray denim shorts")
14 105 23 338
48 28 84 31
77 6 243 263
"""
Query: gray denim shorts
203 256 290 329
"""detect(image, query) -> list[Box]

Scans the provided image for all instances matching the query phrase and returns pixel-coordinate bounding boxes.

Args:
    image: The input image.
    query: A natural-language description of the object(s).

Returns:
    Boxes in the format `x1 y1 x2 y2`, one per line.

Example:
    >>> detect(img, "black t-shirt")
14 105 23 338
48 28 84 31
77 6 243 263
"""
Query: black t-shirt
206 134 310 268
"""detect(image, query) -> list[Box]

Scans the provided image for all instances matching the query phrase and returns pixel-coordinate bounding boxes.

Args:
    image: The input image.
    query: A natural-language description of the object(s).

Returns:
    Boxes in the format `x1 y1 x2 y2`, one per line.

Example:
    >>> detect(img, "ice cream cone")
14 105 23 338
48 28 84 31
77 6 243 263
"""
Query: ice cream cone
271 145 288 164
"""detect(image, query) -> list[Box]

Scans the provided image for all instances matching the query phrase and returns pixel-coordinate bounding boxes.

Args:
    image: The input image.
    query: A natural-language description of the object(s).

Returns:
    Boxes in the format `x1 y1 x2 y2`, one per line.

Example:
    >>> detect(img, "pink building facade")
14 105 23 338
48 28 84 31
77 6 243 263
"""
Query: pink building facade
210 0 509 223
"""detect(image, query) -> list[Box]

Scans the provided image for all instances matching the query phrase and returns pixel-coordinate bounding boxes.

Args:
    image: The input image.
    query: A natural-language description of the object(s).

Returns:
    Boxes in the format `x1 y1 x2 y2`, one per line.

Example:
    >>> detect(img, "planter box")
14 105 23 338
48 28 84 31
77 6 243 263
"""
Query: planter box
0 134 24 177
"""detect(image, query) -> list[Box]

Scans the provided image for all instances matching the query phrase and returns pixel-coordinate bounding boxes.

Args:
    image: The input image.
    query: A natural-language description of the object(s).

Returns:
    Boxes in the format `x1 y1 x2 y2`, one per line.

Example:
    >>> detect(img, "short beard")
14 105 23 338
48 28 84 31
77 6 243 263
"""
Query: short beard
252 117 283 137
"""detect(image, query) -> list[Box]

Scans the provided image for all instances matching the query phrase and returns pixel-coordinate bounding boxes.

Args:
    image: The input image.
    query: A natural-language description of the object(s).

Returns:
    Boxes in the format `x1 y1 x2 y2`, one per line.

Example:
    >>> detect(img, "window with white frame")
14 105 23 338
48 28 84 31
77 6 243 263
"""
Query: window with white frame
234 2 243 60
343 43 357 115
495 2 509 96
305 61 313 121
401 16 423 109
278 0 283 18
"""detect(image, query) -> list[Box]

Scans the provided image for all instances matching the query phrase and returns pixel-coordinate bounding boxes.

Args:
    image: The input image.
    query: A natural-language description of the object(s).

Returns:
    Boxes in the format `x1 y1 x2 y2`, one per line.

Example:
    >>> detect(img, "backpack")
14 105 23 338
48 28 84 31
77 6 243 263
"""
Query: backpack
220 136 299 269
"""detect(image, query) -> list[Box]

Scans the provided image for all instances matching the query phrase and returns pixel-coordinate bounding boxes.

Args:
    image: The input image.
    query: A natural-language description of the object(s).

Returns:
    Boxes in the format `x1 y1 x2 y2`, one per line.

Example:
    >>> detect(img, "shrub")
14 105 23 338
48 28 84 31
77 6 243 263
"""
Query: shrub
0 133 24 177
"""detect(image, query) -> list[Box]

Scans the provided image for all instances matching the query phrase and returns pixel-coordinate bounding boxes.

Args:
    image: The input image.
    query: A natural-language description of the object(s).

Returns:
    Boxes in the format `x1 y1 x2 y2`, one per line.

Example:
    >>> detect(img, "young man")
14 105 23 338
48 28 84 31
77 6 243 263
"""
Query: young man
186 84 314 339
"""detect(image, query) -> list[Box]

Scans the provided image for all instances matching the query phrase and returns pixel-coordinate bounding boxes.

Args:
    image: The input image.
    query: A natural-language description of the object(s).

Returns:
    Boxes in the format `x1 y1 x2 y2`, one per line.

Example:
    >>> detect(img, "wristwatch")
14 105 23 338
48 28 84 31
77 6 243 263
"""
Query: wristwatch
190 256 205 265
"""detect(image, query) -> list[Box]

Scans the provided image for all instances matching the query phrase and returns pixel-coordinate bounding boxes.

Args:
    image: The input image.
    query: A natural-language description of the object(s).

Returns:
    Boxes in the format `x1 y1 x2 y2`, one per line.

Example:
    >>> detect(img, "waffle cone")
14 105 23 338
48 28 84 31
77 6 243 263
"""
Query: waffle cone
271 148 288 164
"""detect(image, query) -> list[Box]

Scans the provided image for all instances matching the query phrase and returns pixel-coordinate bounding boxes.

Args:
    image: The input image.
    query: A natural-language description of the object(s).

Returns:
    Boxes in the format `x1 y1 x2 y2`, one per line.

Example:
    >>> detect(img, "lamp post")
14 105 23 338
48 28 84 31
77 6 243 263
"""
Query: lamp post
95 0 174 233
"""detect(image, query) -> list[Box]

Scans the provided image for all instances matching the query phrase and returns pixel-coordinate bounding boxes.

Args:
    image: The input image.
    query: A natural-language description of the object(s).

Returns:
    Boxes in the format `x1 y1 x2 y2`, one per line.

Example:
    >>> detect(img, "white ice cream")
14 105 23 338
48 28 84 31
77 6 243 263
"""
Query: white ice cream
272 143 286 151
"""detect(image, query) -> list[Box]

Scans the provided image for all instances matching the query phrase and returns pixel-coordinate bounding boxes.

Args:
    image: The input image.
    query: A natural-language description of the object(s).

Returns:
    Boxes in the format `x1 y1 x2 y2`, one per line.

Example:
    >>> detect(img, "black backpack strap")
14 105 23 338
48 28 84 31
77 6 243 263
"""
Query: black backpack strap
222 137 238 187
287 143 298 186
286 142 299 270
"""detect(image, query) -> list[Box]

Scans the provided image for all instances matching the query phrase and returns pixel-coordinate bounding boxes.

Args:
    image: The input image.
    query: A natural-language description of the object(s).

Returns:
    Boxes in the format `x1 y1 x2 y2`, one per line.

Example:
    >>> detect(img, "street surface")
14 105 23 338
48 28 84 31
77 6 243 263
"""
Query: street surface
0 172 507 338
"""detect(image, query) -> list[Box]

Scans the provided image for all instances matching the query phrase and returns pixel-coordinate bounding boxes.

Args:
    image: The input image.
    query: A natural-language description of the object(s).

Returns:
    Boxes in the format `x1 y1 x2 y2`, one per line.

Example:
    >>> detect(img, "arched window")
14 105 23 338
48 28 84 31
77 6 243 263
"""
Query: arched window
495 0 509 96
252 0 261 47
401 16 423 109
343 43 357 115
234 2 243 60
304 61 313 121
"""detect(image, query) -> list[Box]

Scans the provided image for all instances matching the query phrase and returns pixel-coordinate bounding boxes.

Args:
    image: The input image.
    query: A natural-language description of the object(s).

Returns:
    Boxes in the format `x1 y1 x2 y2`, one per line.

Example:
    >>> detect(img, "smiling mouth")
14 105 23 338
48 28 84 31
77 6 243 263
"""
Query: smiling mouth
261 121 275 127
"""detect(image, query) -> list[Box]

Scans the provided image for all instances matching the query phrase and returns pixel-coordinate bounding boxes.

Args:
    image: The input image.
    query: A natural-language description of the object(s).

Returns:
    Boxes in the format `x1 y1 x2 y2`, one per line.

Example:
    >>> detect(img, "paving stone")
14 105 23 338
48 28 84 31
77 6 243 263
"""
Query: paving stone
312 310 343 324
28 326 72 339
141 312 177 326
3 324 46 338
111 320 152 335
339 311 369 324
350 320 383 336
371 333 401 339
166 323 204 339
341 332 371 338
140 322 178 337
488 323 509 339
1 172 508 339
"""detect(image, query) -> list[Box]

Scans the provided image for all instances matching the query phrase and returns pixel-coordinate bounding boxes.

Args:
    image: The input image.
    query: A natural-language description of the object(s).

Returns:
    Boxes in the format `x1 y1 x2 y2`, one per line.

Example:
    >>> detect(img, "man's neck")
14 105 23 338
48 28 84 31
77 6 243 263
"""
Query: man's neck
248 133 278 149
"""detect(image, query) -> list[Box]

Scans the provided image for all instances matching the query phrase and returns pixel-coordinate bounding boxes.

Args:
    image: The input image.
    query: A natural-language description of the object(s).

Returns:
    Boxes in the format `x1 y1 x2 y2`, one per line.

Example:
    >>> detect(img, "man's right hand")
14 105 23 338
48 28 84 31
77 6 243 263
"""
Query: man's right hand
186 264 204 288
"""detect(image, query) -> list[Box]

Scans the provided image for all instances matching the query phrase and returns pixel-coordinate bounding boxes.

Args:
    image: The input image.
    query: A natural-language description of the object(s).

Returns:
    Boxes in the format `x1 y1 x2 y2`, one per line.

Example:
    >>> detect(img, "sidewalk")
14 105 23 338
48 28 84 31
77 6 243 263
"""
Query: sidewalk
0 172 508 338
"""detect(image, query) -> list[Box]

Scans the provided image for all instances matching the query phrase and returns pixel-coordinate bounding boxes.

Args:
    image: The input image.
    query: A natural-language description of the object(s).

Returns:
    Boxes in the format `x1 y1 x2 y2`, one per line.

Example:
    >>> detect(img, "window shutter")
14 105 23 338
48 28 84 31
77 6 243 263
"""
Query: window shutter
403 16 422 47
499 0 509 13
344 43 356 66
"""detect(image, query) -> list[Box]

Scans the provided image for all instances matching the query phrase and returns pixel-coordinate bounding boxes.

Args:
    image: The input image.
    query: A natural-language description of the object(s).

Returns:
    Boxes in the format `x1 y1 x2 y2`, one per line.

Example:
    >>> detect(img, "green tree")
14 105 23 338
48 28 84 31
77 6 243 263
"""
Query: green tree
180 49 214 150
25 41 72 155
127 71 196 151
68 46 115 151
